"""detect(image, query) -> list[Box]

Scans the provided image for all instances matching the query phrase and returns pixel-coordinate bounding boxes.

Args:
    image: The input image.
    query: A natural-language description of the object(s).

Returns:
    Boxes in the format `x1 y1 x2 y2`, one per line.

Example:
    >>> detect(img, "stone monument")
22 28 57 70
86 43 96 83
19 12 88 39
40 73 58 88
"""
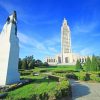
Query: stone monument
0 11 20 85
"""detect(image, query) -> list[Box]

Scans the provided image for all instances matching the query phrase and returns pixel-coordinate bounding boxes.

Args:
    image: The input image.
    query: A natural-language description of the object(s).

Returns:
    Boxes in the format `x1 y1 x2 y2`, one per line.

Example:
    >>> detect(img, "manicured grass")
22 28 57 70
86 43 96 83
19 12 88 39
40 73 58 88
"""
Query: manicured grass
47 65 76 71
33 65 76 73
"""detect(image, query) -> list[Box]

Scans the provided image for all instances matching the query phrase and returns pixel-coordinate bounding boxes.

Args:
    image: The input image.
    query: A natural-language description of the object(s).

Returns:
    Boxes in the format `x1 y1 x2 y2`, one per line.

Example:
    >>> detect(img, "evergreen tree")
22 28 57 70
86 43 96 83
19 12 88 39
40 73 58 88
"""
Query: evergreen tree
76 60 82 71
91 55 98 71
96 56 100 71
84 57 91 72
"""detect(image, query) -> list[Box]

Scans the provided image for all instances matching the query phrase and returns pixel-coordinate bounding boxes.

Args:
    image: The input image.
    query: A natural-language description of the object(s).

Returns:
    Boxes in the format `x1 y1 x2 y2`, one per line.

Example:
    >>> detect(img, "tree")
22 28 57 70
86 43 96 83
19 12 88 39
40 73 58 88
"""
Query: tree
91 55 98 71
84 57 91 72
18 58 22 69
28 60 35 69
18 55 44 70
21 58 28 69
25 55 35 69
43 62 49 67
35 59 43 67
96 56 100 71
76 60 82 71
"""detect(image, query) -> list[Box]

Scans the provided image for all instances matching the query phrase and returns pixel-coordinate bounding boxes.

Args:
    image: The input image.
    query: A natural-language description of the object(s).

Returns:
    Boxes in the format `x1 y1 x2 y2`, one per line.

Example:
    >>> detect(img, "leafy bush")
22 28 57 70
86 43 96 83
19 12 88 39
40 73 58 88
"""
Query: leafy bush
0 92 8 99
85 73 90 81
54 70 67 73
48 75 60 81
55 80 71 99
96 72 100 77
74 72 90 81
90 74 100 82
78 74 86 81
66 73 78 80
20 71 31 76
40 69 48 73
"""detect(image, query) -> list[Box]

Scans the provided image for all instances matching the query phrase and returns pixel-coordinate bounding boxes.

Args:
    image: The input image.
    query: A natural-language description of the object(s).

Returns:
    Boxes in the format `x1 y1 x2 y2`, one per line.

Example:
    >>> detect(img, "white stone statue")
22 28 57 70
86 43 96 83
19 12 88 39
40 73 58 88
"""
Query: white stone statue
0 11 20 85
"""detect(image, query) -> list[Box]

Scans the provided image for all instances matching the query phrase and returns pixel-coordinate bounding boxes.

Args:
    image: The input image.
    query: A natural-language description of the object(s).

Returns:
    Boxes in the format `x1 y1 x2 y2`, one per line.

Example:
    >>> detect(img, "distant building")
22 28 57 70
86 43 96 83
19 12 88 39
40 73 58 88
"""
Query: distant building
45 18 88 65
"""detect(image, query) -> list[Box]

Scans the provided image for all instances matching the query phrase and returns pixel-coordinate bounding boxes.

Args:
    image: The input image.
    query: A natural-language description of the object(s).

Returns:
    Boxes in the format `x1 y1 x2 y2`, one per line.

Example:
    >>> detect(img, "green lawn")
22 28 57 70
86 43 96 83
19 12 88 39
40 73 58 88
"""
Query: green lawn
47 65 76 70
33 65 76 73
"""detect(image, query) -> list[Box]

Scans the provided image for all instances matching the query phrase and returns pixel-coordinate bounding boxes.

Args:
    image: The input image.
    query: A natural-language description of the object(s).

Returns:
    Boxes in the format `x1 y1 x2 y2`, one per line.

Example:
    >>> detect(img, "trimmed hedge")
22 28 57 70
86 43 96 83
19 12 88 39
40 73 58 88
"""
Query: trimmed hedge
48 75 60 81
90 74 100 82
40 69 48 73
20 71 31 76
54 70 67 73
66 73 78 80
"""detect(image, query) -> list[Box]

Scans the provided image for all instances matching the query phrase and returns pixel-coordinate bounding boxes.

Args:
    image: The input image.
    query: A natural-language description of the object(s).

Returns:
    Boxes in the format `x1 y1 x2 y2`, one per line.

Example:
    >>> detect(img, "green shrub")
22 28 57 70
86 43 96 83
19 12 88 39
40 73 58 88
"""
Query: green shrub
54 70 67 73
85 73 90 81
90 74 100 82
75 72 90 81
96 73 100 77
66 73 78 80
55 80 70 99
20 71 31 76
0 92 8 99
48 75 60 81
78 75 86 81
40 69 48 73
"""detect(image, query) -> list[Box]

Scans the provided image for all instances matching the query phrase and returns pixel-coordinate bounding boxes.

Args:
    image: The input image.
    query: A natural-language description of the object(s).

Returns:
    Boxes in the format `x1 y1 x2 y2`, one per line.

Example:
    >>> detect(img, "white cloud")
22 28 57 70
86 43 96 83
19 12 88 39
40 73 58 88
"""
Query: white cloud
72 19 98 35
18 32 46 51
48 47 58 53
18 32 60 59
0 1 13 13
44 35 60 46
79 48 93 55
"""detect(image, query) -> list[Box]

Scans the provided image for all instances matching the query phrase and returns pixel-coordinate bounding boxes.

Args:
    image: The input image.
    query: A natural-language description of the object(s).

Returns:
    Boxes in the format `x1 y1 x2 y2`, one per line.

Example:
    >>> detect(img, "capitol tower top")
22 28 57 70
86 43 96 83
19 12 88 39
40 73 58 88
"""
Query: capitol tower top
61 18 72 55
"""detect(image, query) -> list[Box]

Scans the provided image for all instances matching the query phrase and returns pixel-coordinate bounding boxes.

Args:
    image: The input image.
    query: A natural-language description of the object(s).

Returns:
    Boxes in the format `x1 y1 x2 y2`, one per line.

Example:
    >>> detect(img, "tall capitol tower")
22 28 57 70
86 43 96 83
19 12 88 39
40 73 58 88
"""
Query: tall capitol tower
46 18 87 65
61 18 72 63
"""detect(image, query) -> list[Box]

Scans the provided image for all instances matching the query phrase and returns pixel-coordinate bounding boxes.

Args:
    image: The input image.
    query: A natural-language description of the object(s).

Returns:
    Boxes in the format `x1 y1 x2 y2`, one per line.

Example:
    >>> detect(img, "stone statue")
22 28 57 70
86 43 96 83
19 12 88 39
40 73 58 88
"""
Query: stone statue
6 10 17 35
0 11 20 85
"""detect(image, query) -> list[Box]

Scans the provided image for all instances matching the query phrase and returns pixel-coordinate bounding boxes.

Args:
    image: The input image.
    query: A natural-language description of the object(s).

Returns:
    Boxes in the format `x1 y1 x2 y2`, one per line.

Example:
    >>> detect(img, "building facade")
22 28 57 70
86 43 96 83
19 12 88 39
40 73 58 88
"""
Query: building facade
45 18 87 65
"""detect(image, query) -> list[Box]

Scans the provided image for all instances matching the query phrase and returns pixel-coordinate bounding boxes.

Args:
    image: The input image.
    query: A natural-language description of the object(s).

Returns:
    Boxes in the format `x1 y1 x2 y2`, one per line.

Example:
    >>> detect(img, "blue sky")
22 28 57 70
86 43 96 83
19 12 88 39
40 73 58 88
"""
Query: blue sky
0 0 100 61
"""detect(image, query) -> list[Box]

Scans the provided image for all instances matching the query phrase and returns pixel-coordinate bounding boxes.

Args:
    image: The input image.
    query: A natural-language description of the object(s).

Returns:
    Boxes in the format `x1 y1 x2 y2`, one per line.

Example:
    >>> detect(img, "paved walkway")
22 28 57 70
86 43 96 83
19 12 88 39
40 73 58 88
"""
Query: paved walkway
70 80 100 100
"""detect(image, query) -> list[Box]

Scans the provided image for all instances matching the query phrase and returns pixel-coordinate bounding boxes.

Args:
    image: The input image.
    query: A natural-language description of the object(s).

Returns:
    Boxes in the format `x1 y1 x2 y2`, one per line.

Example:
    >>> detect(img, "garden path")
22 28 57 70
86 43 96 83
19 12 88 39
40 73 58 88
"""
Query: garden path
70 79 100 100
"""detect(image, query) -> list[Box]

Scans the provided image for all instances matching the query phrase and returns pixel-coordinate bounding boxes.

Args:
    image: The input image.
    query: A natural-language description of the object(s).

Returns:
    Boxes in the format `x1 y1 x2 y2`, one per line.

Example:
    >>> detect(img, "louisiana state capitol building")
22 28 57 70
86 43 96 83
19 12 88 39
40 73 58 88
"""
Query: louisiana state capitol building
46 18 88 65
